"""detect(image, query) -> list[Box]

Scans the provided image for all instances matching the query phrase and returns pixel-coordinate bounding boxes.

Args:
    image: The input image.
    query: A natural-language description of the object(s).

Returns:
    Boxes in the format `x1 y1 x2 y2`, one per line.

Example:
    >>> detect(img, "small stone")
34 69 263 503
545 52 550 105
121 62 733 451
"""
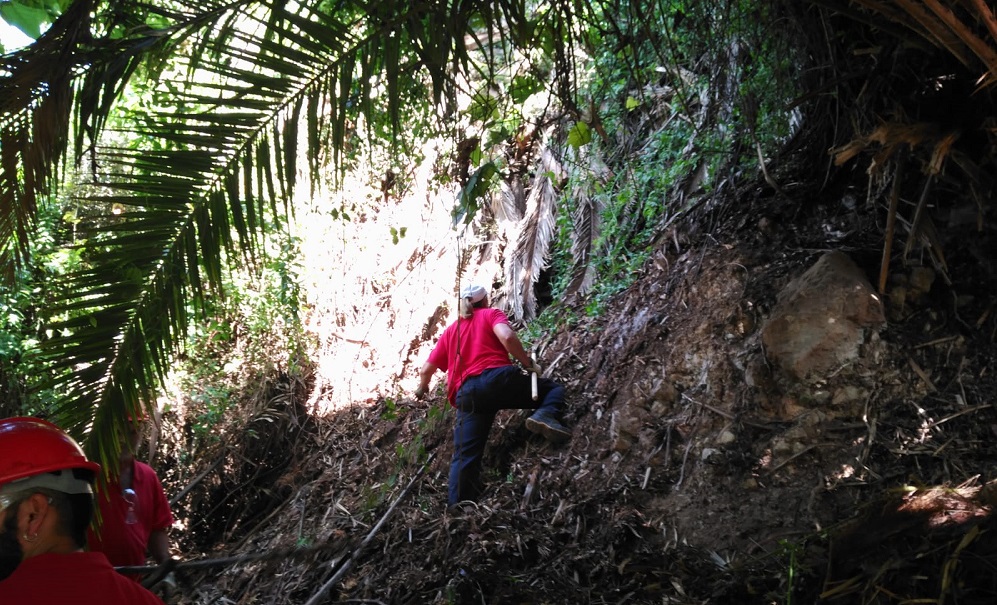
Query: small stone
649 400 670 417
809 390 831 405
771 437 792 456
832 385 865 407
888 285 907 308
908 267 935 294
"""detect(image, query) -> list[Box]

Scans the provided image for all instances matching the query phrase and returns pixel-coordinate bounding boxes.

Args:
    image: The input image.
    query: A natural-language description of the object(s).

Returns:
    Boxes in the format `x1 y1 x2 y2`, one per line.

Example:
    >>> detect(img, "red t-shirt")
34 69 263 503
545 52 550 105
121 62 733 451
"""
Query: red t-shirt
427 307 513 405
88 459 174 570
0 551 164 604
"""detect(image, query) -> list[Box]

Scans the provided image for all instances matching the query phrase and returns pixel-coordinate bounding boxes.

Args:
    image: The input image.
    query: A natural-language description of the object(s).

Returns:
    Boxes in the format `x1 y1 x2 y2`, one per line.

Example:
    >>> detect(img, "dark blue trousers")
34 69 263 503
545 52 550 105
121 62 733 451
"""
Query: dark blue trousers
449 365 565 505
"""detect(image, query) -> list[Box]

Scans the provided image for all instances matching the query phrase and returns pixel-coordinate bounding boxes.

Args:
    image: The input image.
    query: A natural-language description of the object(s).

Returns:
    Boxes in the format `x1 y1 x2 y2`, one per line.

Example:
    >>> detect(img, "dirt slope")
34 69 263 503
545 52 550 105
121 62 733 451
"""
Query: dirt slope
149 137 997 605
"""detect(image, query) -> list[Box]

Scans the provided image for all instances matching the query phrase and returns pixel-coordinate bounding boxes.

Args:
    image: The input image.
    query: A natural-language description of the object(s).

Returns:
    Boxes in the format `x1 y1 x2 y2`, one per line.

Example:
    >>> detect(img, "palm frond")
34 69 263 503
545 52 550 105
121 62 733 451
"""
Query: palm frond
562 148 610 300
834 0 997 85
11 0 537 468
0 0 94 283
505 139 563 321
495 176 527 224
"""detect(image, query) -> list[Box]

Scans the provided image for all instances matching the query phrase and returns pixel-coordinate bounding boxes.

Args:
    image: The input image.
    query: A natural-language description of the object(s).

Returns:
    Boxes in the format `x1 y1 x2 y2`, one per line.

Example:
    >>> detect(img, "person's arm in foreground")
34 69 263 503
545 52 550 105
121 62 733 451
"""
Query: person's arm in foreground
148 529 171 565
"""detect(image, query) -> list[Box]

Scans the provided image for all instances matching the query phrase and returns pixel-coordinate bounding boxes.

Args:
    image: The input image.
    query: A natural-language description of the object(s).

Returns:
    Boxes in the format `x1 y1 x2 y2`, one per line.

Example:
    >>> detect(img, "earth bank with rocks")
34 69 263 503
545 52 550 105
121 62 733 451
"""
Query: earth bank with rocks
151 162 997 603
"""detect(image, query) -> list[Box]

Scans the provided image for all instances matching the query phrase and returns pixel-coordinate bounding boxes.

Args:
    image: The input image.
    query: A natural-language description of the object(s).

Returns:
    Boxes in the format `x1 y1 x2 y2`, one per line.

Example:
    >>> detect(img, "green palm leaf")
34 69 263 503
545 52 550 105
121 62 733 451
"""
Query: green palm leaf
2 0 548 470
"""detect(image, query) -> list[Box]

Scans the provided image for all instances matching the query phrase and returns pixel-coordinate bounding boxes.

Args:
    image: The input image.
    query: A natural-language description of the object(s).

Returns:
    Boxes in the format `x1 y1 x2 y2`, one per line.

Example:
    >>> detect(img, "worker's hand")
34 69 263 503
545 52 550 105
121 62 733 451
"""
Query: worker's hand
160 571 178 598
527 362 543 376
414 385 428 399
148 560 179 601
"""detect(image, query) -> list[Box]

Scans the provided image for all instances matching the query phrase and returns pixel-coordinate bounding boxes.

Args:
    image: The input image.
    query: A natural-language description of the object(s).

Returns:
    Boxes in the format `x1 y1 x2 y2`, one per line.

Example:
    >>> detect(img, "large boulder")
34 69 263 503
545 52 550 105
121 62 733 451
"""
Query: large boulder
762 251 886 380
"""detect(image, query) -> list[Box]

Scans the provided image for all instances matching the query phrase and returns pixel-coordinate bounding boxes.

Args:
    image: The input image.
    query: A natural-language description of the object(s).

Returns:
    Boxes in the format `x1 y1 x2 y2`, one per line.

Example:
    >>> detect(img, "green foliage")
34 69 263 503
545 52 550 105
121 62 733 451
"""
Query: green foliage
388 226 407 245
170 231 309 443
774 538 805 605
543 0 804 317
0 276 36 416
354 402 449 516
509 74 544 104
396 403 449 467
520 301 578 350
453 160 499 226
550 144 680 318
189 383 232 441
0 196 86 418
566 121 591 148
395 432 425 467
0 0 68 39
381 397 398 421
450 2 574 223
424 402 450 427
230 234 307 368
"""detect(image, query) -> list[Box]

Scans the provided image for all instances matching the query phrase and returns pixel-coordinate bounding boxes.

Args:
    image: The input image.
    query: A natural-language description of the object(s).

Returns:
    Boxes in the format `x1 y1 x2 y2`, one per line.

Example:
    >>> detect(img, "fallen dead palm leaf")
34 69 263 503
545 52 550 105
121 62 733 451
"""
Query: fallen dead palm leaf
506 143 563 320
847 0 997 85
922 0 997 85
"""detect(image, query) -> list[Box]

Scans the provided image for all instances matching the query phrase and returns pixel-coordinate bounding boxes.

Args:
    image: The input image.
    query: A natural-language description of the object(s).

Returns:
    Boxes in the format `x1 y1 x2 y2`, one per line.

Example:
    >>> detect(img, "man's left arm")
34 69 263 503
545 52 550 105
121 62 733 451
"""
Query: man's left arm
142 463 175 565
146 467 178 595
148 529 171 564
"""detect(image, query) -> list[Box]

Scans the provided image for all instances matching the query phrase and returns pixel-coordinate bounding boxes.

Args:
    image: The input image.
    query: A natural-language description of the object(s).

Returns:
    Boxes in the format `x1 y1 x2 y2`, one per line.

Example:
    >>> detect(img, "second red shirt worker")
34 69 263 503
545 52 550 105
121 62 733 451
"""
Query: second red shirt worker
88 413 175 589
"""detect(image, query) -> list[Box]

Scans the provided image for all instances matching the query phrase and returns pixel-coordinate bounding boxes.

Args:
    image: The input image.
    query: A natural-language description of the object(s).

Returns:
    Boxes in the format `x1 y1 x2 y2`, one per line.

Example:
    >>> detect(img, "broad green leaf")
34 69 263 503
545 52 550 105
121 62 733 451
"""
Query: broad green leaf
0 0 67 38
453 161 498 227
0 1 48 38
567 121 591 148
509 74 543 104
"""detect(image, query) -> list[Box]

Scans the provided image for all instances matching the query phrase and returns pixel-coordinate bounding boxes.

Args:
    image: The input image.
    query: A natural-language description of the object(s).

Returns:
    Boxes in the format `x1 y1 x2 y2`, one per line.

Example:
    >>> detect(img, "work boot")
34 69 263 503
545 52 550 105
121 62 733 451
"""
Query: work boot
526 411 571 443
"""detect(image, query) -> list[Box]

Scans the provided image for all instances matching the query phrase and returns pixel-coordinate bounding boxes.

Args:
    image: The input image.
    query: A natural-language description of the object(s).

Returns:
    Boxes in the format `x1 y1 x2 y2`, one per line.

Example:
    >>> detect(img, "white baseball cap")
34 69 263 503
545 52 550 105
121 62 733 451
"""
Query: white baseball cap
460 285 487 303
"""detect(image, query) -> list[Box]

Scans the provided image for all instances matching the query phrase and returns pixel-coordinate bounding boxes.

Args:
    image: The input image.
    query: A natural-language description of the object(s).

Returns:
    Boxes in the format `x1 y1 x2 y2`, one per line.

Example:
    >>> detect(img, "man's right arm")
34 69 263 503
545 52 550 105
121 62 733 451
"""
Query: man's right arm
415 361 438 398
493 323 534 369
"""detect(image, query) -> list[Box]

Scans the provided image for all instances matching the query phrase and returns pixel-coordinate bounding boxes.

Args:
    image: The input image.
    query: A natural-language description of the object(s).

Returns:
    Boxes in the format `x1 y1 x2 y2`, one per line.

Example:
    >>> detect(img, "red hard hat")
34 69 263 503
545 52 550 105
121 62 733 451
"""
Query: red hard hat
0 417 101 487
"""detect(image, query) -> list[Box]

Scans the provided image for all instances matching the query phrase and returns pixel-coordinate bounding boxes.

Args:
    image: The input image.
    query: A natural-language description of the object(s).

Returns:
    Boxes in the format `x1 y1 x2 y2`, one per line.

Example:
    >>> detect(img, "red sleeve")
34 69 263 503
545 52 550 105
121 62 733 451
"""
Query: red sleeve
485 307 510 328
139 462 174 531
150 471 173 531
427 324 452 371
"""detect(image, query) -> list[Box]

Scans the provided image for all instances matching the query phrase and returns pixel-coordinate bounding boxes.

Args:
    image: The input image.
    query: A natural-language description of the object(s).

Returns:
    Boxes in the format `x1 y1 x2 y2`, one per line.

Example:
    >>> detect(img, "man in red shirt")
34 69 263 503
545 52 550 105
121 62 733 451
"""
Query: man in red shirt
88 414 175 588
415 284 571 506
0 416 164 604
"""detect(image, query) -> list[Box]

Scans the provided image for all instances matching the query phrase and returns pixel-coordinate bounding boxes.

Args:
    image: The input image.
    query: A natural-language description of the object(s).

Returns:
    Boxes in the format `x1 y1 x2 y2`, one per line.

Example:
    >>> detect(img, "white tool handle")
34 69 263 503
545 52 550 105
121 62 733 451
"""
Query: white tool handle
531 347 538 401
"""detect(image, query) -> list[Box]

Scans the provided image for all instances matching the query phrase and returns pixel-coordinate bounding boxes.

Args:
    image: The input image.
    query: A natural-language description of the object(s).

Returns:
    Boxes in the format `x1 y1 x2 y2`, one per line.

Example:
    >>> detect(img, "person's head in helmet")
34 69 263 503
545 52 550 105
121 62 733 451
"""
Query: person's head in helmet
0 417 100 581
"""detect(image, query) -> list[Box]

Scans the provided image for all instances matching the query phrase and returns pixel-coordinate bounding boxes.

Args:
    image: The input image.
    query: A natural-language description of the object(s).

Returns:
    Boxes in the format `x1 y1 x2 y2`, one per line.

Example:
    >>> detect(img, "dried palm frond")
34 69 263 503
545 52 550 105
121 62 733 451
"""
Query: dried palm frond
562 148 611 300
885 0 975 66
834 0 997 86
495 177 527 225
505 141 564 321
831 122 951 170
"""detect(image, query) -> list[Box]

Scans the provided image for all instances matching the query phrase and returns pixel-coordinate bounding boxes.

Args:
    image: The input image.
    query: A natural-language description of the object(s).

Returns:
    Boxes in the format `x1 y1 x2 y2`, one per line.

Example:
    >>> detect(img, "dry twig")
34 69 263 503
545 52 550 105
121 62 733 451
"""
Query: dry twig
303 452 437 605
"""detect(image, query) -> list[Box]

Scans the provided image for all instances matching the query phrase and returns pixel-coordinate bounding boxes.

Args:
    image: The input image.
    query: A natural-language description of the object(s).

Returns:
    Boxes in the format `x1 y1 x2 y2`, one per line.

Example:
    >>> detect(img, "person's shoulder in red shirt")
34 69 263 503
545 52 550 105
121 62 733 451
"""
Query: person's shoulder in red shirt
0 551 164 604
88 459 174 567
133 459 174 532
479 306 509 325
